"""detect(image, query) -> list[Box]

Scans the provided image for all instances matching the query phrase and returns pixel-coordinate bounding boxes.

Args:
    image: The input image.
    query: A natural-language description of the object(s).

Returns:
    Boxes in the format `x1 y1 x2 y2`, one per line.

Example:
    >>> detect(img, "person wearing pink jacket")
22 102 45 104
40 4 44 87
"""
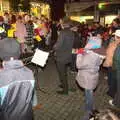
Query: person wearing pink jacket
15 16 27 53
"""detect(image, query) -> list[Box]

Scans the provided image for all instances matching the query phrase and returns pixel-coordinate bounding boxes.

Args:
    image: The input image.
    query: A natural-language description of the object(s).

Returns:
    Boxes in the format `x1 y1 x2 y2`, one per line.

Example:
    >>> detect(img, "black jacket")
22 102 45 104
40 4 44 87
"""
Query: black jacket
55 28 74 63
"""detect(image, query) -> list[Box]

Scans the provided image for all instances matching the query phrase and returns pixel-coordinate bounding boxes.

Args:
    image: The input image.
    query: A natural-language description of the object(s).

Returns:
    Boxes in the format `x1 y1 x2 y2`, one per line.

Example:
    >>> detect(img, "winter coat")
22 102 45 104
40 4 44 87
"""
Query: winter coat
76 51 103 90
55 28 74 63
112 45 120 108
73 31 82 49
0 60 35 120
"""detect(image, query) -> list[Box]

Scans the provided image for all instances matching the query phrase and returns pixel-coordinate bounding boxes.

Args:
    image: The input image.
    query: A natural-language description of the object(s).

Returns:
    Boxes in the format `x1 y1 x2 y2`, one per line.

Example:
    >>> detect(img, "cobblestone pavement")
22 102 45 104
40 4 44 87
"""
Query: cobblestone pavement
32 57 111 120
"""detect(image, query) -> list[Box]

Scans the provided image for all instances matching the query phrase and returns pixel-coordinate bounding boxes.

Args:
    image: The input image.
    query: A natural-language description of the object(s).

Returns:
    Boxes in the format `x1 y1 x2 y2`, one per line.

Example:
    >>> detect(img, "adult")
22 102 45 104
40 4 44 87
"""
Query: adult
15 15 27 53
0 37 35 120
109 29 120 108
104 18 120 98
54 18 74 95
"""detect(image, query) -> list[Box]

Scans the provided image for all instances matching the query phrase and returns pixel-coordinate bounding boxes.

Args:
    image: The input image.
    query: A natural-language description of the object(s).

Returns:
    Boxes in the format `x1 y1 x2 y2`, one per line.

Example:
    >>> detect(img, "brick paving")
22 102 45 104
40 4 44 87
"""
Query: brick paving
32 57 111 120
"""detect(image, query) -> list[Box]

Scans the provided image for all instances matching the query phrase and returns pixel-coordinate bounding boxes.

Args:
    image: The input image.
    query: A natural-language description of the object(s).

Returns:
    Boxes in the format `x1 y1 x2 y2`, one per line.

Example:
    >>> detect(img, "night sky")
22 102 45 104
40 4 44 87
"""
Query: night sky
50 0 65 21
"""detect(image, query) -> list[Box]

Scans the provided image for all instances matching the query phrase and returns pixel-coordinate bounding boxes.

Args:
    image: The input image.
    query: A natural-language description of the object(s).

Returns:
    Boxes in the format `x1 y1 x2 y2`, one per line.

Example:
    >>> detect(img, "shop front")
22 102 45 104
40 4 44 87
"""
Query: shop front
0 0 10 15
30 2 50 18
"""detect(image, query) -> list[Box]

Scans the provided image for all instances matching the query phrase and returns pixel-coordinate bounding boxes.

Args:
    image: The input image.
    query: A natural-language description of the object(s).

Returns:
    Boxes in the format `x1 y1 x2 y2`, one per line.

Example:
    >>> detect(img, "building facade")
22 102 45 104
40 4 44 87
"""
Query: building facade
0 0 10 15
65 0 120 25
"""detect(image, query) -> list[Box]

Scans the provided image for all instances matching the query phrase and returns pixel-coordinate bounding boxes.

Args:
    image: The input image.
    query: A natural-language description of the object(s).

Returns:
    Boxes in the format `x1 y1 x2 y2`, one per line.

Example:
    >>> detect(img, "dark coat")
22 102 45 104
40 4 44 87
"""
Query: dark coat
73 32 82 49
113 45 120 108
55 28 74 63
113 45 120 70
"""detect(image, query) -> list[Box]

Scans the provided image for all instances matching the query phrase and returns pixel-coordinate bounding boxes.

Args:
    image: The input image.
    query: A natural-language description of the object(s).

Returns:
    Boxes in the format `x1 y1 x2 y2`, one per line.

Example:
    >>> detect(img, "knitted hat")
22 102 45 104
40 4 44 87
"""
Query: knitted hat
85 36 102 50
85 36 106 56
0 38 21 60
114 29 120 37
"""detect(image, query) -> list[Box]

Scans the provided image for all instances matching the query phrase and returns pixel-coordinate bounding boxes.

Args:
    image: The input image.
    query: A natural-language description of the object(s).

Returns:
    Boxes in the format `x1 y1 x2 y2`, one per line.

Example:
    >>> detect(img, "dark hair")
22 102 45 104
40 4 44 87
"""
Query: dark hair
17 15 23 20
10 15 16 24
4 12 9 16
113 18 120 25
0 16 4 22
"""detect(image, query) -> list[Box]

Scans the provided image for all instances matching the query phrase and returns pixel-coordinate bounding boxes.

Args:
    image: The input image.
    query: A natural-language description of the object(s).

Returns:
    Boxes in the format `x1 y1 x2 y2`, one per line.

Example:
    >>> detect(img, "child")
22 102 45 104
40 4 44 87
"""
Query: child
76 42 105 120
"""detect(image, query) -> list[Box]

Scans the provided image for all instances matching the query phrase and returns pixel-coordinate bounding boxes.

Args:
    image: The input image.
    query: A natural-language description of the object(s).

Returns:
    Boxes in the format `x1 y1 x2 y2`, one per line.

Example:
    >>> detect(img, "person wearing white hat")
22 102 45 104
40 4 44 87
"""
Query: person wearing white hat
108 29 120 109
114 29 120 38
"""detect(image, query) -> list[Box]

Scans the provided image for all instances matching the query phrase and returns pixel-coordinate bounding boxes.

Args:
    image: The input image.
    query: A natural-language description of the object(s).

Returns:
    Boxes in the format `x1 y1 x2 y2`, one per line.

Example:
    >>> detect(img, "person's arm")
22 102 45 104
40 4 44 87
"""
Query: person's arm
76 54 83 69
103 42 117 67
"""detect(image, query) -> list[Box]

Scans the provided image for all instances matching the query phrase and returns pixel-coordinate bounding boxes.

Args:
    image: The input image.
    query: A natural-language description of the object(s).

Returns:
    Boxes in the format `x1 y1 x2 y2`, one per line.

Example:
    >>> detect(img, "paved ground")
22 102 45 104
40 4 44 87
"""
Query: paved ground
30 56 111 120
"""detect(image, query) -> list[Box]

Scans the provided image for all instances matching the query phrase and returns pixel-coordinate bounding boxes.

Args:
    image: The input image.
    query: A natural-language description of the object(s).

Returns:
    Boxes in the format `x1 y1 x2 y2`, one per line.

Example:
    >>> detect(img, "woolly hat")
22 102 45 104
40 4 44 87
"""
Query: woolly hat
85 36 106 56
85 36 102 50
0 38 21 60
114 29 120 37
62 17 71 28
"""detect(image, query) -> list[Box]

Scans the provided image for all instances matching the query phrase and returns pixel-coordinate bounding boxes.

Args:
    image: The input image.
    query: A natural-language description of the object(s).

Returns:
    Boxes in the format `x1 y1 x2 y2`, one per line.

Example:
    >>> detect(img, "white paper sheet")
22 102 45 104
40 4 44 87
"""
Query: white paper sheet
31 49 49 67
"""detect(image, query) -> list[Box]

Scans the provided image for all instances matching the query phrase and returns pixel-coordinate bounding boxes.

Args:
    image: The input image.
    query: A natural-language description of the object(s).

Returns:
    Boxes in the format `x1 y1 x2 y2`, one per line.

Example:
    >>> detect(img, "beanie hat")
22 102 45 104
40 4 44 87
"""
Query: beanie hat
0 38 21 60
85 36 102 50
114 29 120 37
85 36 106 56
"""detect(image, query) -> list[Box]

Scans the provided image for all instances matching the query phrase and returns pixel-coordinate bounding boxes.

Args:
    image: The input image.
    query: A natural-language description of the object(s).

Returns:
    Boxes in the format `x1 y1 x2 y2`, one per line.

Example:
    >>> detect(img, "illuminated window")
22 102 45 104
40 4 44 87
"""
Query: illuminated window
105 15 117 24
70 16 94 22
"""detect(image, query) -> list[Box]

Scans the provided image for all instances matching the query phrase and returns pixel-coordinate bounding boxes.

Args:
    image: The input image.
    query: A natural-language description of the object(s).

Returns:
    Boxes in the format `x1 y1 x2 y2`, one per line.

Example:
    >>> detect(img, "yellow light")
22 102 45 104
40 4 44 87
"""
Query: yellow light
105 15 117 24
70 16 94 23
98 3 104 9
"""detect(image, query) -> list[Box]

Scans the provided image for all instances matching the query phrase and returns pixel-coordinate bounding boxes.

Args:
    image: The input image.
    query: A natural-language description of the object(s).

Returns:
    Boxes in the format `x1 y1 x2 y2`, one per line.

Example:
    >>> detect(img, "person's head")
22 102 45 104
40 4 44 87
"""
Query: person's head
10 14 16 24
61 17 71 29
17 15 23 23
40 15 45 21
4 12 9 17
24 14 31 22
59 18 63 24
112 18 120 28
0 38 21 61
88 25 92 30
94 22 101 28
114 29 120 44
91 29 104 39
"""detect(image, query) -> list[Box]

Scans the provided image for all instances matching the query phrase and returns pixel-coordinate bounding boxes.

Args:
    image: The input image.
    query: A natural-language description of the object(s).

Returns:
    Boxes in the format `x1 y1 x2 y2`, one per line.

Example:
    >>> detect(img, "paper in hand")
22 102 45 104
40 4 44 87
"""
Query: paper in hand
31 49 49 67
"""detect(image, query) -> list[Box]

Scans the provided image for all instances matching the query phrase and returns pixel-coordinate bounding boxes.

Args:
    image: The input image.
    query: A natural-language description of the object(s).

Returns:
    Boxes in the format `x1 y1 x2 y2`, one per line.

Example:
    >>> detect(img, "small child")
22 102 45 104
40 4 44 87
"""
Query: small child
76 42 105 120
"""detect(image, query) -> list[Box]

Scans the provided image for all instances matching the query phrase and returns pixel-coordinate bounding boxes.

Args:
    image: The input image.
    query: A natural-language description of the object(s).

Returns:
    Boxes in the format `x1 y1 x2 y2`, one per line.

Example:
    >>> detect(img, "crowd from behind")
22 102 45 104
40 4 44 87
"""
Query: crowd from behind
0 12 120 120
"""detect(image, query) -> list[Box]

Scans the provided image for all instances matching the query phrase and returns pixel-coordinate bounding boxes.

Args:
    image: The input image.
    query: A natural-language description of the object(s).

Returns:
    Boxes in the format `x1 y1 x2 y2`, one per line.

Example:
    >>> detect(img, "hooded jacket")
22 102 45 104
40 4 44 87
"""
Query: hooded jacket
0 60 35 120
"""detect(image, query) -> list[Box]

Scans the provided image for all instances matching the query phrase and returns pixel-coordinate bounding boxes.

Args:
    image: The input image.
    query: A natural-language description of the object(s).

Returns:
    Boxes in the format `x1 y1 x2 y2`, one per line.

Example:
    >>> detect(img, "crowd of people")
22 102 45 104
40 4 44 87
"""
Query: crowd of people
0 12 120 120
